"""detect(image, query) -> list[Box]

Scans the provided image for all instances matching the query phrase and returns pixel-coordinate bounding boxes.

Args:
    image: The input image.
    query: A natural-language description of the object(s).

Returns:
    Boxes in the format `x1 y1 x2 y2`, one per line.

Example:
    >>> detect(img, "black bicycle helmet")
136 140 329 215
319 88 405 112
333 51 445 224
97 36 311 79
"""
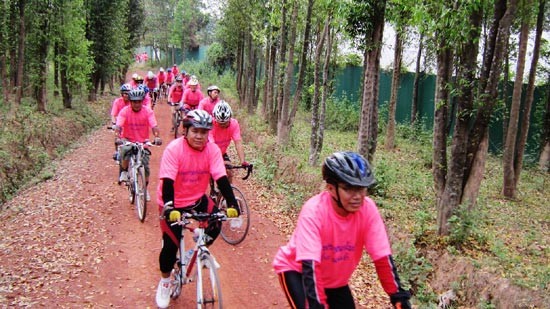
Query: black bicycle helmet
322 151 375 187
183 109 213 130
128 88 146 101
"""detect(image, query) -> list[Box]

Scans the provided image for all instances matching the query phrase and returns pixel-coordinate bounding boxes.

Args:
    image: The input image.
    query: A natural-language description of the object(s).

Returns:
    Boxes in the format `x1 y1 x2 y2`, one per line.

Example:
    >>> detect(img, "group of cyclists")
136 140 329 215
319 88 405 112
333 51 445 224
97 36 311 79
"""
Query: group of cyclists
109 64 412 309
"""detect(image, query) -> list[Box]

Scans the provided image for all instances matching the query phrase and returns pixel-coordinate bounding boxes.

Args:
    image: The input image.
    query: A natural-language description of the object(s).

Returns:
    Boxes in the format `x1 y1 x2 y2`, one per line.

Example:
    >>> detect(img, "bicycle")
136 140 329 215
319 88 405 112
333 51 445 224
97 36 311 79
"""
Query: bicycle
209 164 253 245
162 202 226 308
117 140 153 222
150 87 159 109
171 106 189 139
159 83 168 102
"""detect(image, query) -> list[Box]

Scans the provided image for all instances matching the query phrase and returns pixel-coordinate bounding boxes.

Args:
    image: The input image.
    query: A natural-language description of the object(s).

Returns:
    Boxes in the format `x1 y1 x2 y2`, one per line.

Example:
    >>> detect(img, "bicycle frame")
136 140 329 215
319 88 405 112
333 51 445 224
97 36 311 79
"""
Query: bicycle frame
166 209 226 308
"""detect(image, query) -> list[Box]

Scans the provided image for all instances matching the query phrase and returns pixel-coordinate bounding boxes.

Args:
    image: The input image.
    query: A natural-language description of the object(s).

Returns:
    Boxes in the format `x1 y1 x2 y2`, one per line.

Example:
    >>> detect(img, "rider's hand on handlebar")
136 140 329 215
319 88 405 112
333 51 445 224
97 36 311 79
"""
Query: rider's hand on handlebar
226 207 239 218
154 137 163 146
241 161 250 167
390 290 412 309
168 210 181 222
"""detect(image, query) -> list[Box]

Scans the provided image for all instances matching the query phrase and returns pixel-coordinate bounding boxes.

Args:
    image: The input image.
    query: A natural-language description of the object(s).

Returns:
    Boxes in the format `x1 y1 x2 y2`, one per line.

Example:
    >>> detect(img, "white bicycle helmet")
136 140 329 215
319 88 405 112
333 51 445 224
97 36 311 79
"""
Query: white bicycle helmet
207 85 221 94
183 109 213 129
212 101 232 124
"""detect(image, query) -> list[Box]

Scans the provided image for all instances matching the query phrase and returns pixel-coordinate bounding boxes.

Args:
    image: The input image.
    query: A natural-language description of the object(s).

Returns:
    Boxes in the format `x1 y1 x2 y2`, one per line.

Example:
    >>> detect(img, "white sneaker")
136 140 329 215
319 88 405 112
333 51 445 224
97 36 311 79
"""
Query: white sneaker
146 190 151 201
155 279 171 308
119 171 128 183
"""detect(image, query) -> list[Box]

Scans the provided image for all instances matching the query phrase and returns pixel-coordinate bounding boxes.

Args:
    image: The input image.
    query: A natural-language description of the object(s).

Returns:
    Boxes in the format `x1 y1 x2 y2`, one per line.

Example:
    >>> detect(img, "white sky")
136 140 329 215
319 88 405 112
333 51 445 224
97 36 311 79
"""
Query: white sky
379 24 550 83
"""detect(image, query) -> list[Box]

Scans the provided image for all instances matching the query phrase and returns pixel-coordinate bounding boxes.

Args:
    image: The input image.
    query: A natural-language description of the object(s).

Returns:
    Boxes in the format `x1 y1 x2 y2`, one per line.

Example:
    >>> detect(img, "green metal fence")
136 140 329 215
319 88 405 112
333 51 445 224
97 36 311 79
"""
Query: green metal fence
334 65 546 159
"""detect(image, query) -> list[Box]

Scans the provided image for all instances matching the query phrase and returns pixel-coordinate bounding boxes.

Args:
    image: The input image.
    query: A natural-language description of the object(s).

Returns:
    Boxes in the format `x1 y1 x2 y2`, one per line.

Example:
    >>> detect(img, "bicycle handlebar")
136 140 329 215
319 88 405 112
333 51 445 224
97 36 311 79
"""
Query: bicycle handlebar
225 163 254 180
162 202 227 224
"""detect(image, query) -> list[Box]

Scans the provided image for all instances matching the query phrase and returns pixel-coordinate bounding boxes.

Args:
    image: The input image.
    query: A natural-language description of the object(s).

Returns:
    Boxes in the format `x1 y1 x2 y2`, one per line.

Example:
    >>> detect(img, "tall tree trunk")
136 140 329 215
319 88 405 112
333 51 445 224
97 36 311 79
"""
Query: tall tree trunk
433 40 453 201
539 73 550 170
267 40 278 133
262 31 272 118
246 37 257 114
309 20 328 166
503 6 530 198
437 0 518 235
241 32 251 109
437 7 483 235
411 33 423 125
0 34 8 103
357 0 385 162
15 0 26 106
288 0 314 128
502 39 510 146
35 26 49 112
315 22 333 162
236 32 244 102
513 0 545 185
275 0 289 135
385 32 403 150
53 42 59 97
277 0 298 145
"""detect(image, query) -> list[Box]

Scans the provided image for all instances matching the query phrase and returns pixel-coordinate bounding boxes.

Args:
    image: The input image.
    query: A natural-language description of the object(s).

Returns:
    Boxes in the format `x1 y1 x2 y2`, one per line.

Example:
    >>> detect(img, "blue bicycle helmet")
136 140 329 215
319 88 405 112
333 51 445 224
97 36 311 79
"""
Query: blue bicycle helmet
120 83 132 92
137 84 149 94
322 152 375 187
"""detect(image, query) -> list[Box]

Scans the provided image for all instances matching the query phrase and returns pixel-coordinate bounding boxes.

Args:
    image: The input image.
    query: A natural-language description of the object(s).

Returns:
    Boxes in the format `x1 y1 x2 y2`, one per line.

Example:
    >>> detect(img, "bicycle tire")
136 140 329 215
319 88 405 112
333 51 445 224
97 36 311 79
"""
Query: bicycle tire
128 160 136 204
135 166 147 222
219 186 250 245
196 252 223 309
173 112 180 139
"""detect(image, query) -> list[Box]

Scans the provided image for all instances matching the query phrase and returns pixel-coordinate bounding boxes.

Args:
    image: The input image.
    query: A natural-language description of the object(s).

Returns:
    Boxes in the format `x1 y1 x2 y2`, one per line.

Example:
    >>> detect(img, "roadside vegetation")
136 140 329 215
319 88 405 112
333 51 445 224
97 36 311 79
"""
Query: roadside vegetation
2 59 549 307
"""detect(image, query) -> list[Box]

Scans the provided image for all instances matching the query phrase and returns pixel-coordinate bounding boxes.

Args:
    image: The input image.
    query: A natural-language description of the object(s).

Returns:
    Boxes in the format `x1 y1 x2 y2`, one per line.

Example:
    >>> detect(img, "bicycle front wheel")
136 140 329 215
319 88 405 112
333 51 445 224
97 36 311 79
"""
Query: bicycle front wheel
196 252 223 309
135 166 147 222
220 186 250 245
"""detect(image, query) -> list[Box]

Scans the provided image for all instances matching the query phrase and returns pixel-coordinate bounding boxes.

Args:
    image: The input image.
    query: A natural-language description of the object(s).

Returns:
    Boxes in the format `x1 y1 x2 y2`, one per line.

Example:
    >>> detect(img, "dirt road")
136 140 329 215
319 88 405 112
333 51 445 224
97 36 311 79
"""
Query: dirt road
0 94 288 308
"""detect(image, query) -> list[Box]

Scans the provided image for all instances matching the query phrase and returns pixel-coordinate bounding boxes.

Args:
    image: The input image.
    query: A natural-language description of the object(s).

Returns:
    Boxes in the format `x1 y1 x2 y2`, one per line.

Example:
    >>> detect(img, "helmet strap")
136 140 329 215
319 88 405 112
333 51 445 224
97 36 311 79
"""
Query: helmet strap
330 183 345 209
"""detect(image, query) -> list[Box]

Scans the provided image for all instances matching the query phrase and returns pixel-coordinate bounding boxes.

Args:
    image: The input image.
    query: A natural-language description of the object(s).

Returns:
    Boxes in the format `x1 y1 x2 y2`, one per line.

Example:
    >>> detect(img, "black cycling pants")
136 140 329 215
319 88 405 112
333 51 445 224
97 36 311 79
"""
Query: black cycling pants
278 271 355 309
159 195 221 273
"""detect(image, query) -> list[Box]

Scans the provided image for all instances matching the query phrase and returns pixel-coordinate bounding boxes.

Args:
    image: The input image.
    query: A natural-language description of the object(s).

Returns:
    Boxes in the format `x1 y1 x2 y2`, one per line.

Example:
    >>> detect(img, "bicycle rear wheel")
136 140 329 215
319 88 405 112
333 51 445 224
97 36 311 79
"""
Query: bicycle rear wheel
220 186 250 245
173 112 180 139
196 252 223 309
135 166 147 222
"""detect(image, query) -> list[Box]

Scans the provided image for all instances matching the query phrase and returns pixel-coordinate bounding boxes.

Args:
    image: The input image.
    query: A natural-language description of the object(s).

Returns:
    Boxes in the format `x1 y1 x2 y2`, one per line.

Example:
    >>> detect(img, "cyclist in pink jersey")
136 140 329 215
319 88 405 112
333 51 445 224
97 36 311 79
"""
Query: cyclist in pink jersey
154 109 240 308
273 152 412 309
181 76 204 110
198 85 221 116
157 68 166 85
110 84 132 160
145 71 159 104
171 64 179 76
168 75 186 130
110 84 132 127
115 88 162 200
209 101 249 183
165 68 175 86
